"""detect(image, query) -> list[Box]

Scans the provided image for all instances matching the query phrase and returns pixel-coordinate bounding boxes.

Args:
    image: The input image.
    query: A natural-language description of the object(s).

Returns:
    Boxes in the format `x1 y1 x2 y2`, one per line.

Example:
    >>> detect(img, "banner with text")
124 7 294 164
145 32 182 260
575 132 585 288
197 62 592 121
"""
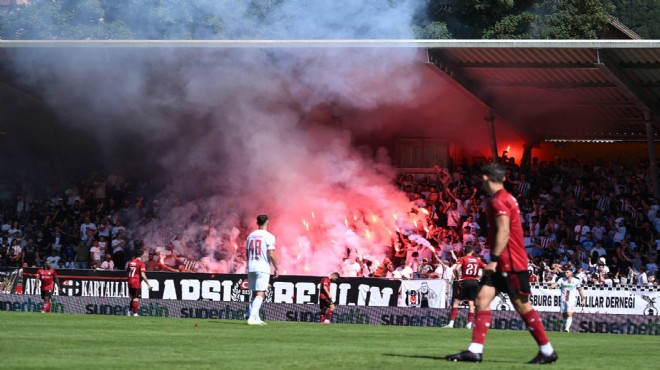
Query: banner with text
492 286 660 316
19 269 659 314
1 295 659 335
21 269 401 307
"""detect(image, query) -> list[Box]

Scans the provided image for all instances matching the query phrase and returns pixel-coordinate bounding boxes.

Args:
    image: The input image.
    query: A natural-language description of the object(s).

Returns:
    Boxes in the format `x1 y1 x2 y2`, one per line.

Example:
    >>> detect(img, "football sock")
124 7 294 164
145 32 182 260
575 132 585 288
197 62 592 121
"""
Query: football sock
325 309 334 322
131 299 139 314
467 343 484 354
470 310 491 348
320 313 326 323
450 308 458 321
565 317 572 330
540 343 555 356
250 296 264 320
44 301 51 313
468 312 475 323
522 309 551 348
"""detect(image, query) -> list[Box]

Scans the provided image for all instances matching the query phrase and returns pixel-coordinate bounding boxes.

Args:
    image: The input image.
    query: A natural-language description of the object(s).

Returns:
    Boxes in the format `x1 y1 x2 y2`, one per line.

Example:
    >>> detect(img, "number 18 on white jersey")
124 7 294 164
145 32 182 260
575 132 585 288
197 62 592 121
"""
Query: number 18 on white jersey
246 229 276 273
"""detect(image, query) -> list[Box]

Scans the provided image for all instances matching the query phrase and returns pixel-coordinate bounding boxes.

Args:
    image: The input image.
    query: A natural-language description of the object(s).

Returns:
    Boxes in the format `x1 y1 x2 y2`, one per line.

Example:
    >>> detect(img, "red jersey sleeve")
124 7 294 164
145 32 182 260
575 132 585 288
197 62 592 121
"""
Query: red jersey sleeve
490 197 511 218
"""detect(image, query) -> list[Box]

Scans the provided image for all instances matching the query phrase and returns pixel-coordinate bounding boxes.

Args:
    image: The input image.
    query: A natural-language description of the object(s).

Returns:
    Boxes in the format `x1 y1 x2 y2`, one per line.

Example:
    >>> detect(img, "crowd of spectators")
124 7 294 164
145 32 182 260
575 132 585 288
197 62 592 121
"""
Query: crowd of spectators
0 173 198 273
2 154 660 289
357 155 660 287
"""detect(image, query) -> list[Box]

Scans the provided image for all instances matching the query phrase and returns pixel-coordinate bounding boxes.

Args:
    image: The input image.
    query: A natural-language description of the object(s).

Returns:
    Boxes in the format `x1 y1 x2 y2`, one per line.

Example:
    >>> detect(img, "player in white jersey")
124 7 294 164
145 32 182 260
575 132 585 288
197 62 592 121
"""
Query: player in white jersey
245 214 279 326
550 268 585 332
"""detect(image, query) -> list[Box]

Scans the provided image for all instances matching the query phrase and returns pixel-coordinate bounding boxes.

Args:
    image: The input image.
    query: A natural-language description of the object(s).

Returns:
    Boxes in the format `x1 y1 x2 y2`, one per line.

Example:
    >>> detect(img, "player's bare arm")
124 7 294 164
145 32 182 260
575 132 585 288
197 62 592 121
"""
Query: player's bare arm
140 271 152 290
578 287 585 305
322 286 333 301
268 250 279 278
487 214 510 274
454 262 462 280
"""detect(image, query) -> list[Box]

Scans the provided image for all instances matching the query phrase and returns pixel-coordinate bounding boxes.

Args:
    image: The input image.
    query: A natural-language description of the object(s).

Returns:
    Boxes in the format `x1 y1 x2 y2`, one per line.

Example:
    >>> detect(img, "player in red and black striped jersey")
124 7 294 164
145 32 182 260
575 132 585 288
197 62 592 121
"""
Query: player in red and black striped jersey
36 262 60 313
447 164 556 364
443 246 486 328
319 272 339 324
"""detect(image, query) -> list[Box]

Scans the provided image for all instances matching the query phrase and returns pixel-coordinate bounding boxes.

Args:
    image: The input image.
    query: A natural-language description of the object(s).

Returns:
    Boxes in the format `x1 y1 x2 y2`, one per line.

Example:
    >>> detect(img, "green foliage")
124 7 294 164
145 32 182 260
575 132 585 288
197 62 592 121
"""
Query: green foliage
422 0 632 40
1 0 67 40
610 0 660 38
534 0 614 39
412 21 452 39
0 0 656 40
440 0 537 38
483 12 536 39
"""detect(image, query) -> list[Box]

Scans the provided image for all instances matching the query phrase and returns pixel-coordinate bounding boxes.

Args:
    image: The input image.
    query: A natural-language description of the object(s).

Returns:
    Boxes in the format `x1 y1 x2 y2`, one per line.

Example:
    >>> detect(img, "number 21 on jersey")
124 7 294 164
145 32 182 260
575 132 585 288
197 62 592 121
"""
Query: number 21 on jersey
465 263 478 276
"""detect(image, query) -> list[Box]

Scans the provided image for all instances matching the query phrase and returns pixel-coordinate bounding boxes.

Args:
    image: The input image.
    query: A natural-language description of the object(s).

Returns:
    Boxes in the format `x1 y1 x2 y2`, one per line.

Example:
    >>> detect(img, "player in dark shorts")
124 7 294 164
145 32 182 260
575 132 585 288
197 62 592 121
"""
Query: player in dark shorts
446 163 557 364
319 272 340 324
36 262 60 313
443 246 486 328
127 250 152 316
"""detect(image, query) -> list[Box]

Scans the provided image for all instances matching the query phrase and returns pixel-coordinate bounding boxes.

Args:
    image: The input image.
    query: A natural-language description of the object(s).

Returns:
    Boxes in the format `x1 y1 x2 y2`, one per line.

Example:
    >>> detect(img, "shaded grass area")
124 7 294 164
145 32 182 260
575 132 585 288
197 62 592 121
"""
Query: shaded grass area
0 311 658 369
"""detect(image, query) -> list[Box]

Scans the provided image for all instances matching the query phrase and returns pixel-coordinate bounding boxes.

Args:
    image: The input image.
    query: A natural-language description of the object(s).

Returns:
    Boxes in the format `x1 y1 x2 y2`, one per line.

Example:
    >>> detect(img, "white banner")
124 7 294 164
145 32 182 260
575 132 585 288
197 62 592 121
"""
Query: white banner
491 286 660 316
399 280 447 308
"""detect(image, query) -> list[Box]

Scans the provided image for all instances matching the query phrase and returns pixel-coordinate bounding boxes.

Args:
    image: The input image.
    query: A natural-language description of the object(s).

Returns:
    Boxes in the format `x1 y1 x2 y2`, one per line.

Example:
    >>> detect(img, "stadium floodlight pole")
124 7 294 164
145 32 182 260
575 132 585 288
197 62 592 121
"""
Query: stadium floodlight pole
485 112 498 162
645 110 660 203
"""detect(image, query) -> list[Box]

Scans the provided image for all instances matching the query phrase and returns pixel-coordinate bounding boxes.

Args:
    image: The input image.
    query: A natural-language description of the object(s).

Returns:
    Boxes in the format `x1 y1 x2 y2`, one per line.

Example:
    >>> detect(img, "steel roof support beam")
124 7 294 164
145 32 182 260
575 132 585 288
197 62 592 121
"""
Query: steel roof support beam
645 111 660 203
427 49 508 161
485 113 498 162
595 49 660 118
426 50 492 112
486 82 618 89
520 142 536 176
597 50 660 202
458 62 599 69
426 49 537 145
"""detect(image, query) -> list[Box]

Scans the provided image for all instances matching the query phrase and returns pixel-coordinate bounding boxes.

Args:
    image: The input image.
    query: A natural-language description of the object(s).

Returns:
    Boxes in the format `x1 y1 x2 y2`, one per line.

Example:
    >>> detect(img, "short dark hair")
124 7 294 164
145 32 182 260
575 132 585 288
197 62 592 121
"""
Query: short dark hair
481 163 506 183
256 214 269 226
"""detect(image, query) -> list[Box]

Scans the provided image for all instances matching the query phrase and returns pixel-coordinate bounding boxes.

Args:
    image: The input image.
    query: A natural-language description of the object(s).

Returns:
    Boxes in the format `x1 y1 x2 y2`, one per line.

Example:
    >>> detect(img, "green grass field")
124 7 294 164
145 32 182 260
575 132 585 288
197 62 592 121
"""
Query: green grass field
1 311 658 370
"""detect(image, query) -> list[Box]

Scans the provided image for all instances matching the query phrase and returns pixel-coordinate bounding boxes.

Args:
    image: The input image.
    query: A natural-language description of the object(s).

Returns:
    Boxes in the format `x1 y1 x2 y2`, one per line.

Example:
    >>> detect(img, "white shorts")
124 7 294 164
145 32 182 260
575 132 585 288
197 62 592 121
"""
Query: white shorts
560 301 576 314
248 271 270 292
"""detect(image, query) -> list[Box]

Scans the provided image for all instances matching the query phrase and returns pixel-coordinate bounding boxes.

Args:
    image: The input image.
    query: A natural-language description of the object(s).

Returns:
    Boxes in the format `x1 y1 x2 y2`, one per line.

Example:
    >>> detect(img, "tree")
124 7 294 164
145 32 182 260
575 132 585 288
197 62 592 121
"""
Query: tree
0 0 132 40
534 0 614 39
610 0 660 38
0 0 650 41
0 0 68 40
420 0 618 40
412 21 452 39
422 0 536 39
483 12 536 39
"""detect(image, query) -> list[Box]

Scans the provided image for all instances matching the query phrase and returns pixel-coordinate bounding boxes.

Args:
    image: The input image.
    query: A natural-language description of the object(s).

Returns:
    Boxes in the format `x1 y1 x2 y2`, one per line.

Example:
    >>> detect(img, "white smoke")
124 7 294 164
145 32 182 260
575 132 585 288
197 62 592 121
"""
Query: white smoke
6 1 437 275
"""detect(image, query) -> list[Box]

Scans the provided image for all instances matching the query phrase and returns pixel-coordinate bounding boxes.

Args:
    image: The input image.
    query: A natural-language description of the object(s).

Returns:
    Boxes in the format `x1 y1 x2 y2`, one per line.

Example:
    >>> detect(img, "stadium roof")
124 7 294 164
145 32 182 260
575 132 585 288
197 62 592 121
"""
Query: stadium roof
1 40 659 143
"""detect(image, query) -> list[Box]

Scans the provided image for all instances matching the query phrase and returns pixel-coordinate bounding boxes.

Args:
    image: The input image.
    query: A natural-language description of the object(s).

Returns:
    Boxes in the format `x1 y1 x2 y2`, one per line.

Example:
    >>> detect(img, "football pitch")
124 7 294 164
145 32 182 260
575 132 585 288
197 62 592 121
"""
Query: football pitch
1 311 658 370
